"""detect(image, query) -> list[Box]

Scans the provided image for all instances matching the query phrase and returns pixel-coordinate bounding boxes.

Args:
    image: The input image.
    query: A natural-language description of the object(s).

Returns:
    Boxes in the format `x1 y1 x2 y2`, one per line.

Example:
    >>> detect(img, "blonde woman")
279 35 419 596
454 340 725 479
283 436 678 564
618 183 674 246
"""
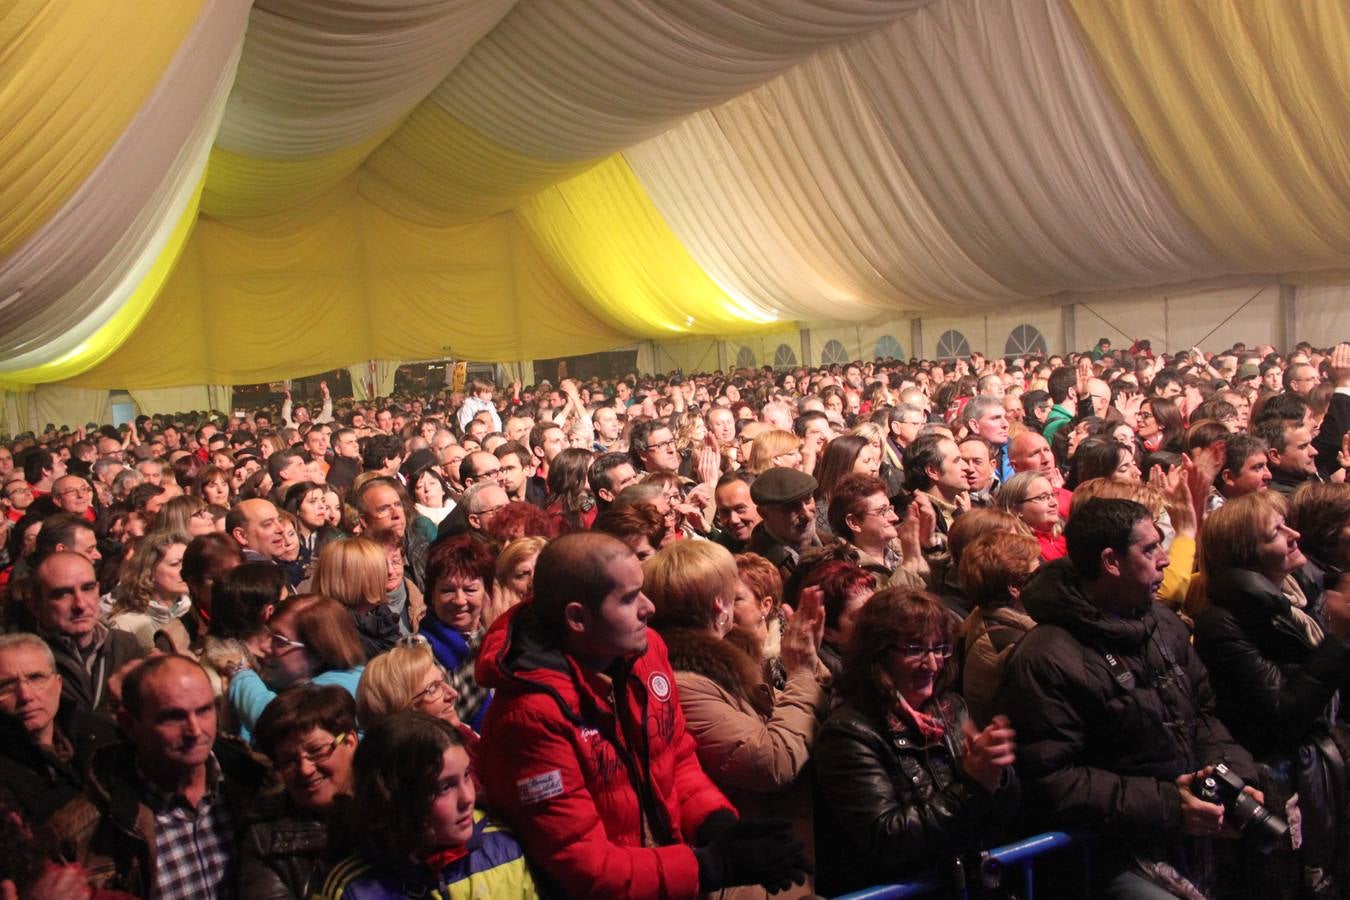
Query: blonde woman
356 638 475 747
312 538 401 658
486 536 546 627
747 429 803 475
107 530 193 654
644 540 828 899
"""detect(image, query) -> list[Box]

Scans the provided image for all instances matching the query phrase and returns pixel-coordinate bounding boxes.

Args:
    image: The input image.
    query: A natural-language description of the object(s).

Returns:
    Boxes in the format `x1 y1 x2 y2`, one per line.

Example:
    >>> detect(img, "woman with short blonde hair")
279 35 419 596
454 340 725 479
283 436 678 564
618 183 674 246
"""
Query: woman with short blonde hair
747 429 803 475
312 538 400 658
357 639 467 738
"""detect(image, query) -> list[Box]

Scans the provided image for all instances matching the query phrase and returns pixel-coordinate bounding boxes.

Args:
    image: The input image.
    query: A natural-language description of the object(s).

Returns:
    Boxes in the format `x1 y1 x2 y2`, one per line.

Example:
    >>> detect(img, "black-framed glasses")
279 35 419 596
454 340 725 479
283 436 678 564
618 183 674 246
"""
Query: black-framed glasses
894 643 954 662
275 731 352 775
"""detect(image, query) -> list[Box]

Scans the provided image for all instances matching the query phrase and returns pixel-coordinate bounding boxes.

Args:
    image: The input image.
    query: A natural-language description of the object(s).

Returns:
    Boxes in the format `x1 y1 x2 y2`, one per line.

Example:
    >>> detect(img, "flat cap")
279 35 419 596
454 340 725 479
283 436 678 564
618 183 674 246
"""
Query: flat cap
1236 363 1260 379
749 466 817 505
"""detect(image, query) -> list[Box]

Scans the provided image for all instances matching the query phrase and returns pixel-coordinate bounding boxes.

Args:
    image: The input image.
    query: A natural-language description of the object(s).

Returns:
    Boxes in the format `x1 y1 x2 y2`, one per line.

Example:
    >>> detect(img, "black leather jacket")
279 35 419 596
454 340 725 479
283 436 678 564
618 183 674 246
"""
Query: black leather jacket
239 793 331 900
1193 566 1350 758
813 692 1018 896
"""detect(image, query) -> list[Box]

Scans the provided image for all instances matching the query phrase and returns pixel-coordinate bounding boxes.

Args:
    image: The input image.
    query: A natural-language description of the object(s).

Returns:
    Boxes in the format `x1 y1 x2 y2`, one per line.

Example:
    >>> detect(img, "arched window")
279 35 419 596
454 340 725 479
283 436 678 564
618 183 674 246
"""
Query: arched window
820 339 849 366
772 343 798 370
735 346 756 369
874 335 904 360
935 329 970 361
1005 324 1048 358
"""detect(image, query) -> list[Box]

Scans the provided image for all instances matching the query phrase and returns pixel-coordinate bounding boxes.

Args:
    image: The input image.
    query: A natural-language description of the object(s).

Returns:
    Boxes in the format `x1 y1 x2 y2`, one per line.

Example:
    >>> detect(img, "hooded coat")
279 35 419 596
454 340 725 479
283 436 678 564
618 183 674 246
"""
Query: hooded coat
996 558 1256 883
475 603 733 899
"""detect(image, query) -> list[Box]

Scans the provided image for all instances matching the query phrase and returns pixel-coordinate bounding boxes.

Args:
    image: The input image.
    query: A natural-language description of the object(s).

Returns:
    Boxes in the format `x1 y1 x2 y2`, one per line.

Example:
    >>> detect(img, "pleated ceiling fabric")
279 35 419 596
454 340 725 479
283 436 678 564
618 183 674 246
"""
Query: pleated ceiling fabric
0 0 1347 391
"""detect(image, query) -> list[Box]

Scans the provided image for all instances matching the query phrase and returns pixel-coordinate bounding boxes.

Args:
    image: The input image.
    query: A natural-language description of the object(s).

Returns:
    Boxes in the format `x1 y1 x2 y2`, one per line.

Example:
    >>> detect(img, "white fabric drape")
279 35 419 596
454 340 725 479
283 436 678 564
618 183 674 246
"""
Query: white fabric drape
129 386 233 417
216 0 517 159
32 386 111 432
625 0 1229 319
433 0 928 162
0 0 249 367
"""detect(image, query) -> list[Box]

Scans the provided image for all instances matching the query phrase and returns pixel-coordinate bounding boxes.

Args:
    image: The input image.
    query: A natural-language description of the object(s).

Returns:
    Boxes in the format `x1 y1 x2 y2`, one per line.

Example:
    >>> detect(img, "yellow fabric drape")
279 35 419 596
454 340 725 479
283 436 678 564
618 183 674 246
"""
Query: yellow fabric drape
363 101 600 225
1066 0 1350 273
202 128 394 222
0 0 205 258
517 155 779 337
64 196 629 389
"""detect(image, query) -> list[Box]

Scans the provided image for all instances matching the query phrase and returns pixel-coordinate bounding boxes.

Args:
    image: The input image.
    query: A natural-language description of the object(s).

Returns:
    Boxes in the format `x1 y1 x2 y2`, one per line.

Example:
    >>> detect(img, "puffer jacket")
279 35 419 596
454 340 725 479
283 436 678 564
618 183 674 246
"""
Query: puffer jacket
238 792 331 900
665 627 828 900
813 692 1019 896
1193 566 1350 758
475 603 734 900
997 558 1256 880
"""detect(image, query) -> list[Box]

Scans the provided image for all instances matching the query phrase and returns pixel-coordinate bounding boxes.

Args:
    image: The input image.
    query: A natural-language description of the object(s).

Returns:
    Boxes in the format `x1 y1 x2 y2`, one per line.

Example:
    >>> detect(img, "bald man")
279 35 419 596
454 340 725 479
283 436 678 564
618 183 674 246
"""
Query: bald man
1010 431 1070 518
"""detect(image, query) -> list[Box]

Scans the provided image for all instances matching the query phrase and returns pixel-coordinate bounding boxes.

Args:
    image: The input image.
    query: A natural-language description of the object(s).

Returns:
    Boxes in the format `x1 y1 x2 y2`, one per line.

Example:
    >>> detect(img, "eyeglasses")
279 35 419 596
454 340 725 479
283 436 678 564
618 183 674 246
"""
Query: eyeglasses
894 643 954 662
57 486 91 498
3 485 33 498
191 509 216 520
862 504 897 519
1136 410 1155 420
268 630 307 653
648 438 677 452
1018 492 1055 505
275 732 351 775
0 670 56 699
410 671 457 707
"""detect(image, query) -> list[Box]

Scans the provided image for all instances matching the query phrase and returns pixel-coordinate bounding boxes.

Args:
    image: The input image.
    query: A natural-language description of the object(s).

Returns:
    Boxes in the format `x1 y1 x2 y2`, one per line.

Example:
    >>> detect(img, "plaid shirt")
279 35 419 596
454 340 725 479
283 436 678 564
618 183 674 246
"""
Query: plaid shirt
142 755 236 900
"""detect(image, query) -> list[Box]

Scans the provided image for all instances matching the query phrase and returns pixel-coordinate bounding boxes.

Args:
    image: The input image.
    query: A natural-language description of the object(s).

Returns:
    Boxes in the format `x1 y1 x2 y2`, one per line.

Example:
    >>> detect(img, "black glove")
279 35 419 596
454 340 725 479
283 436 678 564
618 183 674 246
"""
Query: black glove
694 817 812 894
695 808 738 846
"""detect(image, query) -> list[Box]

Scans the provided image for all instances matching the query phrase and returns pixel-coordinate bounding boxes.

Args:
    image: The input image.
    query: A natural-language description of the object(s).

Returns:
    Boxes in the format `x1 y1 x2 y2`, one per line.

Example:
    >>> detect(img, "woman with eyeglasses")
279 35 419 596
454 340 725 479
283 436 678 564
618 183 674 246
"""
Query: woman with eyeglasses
814 588 1018 896
357 639 477 750
228 595 366 739
241 685 358 899
996 471 1067 562
828 473 929 587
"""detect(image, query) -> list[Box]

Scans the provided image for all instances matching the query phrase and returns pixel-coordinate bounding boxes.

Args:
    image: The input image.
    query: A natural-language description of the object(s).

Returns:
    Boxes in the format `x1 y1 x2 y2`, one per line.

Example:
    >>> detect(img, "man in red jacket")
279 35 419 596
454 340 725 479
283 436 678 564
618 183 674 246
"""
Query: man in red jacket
476 532 808 899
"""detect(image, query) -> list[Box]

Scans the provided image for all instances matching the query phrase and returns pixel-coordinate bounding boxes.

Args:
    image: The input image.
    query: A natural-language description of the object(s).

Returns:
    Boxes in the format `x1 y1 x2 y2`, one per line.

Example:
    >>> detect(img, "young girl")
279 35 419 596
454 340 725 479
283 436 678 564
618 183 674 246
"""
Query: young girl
317 712 536 899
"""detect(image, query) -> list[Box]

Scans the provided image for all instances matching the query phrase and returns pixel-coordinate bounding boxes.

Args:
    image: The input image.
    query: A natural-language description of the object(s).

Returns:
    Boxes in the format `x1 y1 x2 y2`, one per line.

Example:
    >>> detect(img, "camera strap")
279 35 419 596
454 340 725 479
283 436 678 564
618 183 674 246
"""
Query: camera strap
1100 649 1136 691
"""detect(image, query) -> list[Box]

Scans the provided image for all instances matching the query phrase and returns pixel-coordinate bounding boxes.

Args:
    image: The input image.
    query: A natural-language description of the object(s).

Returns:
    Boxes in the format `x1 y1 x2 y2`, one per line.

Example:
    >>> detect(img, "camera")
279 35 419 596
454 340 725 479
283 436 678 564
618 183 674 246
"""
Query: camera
1191 762 1288 854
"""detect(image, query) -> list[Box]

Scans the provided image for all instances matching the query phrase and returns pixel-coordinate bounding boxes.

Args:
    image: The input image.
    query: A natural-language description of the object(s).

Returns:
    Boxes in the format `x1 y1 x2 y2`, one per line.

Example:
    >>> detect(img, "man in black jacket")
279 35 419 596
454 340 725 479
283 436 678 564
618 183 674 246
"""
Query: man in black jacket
28 552 143 715
997 499 1259 898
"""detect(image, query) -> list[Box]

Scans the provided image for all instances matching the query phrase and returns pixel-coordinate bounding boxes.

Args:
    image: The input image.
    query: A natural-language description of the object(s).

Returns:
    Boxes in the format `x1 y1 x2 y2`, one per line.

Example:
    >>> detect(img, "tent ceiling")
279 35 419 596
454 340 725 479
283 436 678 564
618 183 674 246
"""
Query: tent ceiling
0 0 1347 388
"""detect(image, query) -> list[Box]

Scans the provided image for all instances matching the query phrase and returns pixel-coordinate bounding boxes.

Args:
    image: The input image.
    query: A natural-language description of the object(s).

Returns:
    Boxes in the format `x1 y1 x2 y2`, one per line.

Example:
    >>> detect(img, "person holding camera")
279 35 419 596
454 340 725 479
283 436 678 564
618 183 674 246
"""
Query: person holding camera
1189 491 1350 897
998 499 1262 899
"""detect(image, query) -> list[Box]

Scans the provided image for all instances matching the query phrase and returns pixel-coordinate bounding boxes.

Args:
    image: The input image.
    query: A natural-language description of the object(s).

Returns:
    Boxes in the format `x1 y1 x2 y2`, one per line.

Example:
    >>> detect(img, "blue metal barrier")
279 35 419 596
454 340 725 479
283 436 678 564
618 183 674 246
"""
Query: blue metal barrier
831 831 1088 900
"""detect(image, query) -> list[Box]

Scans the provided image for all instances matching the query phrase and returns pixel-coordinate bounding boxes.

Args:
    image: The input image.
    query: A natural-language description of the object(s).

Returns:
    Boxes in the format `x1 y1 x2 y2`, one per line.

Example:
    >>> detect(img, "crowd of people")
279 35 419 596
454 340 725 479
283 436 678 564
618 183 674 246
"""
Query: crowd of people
0 336 1348 899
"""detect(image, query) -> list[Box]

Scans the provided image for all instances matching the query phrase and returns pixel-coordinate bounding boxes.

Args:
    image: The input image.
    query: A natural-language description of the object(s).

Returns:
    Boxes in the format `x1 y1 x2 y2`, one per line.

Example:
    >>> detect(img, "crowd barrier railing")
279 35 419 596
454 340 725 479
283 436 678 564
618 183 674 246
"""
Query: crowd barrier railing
830 830 1089 900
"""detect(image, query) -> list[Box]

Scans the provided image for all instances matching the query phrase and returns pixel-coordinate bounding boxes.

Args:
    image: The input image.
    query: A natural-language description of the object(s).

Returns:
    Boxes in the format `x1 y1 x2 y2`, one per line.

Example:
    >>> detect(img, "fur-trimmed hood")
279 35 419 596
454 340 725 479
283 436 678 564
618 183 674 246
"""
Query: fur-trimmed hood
662 626 768 712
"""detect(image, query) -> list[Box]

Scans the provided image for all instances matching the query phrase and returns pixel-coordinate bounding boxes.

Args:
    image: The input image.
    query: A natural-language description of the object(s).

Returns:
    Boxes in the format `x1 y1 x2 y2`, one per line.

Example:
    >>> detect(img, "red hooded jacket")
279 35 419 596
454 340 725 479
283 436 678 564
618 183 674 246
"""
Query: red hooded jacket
476 603 734 899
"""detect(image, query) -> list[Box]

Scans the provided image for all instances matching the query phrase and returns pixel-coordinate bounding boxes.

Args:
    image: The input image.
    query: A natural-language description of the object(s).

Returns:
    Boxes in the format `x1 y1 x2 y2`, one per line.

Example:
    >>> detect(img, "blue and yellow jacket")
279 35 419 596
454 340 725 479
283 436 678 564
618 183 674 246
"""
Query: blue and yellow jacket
316 810 538 900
